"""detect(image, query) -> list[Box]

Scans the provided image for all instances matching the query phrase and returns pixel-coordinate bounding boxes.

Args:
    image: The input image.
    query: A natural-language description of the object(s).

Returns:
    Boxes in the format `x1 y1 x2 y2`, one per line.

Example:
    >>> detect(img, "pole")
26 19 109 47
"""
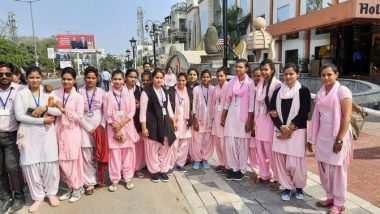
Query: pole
133 47 136 68
29 2 39 67
152 23 157 67
223 0 228 68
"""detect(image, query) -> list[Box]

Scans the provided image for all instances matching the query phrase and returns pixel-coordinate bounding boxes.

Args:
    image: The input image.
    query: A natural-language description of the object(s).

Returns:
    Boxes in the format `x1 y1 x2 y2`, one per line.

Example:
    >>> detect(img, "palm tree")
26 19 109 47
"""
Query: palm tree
226 5 250 47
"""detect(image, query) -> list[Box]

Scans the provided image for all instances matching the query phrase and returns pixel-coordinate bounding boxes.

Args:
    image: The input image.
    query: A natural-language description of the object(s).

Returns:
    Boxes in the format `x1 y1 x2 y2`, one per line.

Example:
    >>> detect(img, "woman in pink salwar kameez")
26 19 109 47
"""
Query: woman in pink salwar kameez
168 73 192 173
254 59 282 190
140 68 177 183
249 67 262 182
78 67 106 195
307 64 353 214
221 59 255 181
211 67 228 174
190 70 214 170
55 67 85 203
269 63 311 201
103 70 139 192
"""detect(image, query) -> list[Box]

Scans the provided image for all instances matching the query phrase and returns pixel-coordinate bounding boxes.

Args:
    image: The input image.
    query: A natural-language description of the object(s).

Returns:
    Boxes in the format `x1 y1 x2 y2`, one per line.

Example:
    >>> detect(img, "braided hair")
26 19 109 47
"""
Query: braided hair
259 59 276 112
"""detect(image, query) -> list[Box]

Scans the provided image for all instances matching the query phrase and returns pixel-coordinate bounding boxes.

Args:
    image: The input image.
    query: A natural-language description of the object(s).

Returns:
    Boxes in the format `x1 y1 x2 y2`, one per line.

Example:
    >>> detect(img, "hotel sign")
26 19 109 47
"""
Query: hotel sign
356 0 380 18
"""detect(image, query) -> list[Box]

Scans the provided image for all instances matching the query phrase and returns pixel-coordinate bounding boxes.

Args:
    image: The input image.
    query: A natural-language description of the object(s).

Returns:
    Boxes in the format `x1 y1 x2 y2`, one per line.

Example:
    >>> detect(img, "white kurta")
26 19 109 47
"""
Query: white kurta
14 87 62 166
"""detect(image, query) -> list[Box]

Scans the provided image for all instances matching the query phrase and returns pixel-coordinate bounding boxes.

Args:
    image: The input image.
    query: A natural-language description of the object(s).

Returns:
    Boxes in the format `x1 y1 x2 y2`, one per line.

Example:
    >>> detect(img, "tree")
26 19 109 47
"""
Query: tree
226 5 251 47
0 38 34 67
99 54 123 71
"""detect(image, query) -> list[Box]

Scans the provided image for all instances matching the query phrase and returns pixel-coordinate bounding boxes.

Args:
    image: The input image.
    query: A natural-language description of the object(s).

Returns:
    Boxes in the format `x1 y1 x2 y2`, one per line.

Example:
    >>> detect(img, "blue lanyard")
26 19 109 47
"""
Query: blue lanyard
176 90 184 105
31 90 40 107
0 88 13 110
113 89 123 111
86 88 96 111
201 85 209 107
63 92 70 108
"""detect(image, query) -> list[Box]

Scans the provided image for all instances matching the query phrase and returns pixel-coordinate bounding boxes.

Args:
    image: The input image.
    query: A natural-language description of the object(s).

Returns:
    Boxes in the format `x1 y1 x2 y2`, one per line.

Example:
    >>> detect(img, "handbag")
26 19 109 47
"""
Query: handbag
350 102 368 140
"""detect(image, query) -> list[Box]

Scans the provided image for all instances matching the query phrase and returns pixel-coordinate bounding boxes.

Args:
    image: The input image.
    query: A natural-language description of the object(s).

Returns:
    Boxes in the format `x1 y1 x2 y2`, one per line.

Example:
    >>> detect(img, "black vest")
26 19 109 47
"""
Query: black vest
145 86 176 146
132 85 142 133
168 86 193 127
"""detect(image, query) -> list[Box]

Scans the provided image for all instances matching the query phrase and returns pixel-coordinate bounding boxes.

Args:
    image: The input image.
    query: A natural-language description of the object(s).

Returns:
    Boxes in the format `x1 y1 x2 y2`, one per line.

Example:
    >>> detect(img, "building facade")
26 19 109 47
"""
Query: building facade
252 0 380 76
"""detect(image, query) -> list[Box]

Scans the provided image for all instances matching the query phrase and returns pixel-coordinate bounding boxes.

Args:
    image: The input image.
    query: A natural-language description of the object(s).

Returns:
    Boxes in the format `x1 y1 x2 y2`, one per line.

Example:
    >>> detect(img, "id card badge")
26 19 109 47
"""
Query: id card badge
234 99 240 106
162 108 167 115
116 111 124 117
259 103 265 113
204 106 208 113
217 104 222 112
179 106 184 114
0 109 11 116
87 112 94 117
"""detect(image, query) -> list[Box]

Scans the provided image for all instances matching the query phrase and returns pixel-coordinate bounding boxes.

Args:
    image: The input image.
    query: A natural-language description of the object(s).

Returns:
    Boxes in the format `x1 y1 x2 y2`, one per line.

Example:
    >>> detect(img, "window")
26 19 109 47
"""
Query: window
277 5 290 23
179 19 186 32
286 32 299 40
285 49 299 64
306 0 323 13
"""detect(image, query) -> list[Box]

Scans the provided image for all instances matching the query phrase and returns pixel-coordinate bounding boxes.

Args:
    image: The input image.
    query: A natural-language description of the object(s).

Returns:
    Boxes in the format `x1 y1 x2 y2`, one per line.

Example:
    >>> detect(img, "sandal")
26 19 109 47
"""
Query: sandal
258 178 270 184
327 205 345 214
251 172 259 183
316 199 334 207
270 182 281 191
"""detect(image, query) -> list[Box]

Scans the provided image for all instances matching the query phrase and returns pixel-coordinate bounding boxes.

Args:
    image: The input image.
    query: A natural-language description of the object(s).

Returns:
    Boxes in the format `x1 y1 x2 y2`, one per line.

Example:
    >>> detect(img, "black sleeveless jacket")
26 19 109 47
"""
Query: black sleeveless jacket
144 85 176 146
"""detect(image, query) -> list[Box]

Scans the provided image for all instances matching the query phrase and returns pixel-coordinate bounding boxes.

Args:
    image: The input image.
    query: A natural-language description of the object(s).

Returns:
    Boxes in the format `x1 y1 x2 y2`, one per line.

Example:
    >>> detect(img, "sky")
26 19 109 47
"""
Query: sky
0 0 183 54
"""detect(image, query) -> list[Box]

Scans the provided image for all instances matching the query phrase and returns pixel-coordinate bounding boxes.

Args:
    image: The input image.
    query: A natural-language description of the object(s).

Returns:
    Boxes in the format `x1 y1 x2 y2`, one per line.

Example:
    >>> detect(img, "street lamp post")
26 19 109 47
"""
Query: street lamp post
145 20 162 67
129 37 137 68
15 0 40 67
125 49 131 68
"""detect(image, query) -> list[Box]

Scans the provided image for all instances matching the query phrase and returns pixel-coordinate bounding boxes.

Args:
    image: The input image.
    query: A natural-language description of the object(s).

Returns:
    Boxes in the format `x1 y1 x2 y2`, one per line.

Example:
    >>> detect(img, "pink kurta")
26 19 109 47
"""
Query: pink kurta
55 88 84 161
103 87 139 149
254 79 281 180
315 87 353 166
171 88 191 168
103 87 139 184
55 88 85 189
139 90 174 173
79 87 105 147
211 82 228 137
191 85 215 162
164 73 177 87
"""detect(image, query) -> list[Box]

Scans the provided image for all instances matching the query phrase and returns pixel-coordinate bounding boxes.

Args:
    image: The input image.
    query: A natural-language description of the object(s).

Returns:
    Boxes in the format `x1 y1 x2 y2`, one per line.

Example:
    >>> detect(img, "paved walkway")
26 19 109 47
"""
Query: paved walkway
175 155 380 214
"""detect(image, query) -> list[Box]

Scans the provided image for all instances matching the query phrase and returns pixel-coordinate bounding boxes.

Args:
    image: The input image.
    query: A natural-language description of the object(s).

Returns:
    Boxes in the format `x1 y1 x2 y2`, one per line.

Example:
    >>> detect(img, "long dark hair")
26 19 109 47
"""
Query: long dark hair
13 67 27 85
260 59 276 111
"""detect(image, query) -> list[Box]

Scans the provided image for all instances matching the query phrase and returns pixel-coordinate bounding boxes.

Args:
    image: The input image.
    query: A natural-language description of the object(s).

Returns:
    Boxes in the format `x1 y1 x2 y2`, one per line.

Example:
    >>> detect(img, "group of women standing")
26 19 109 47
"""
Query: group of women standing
11 57 353 214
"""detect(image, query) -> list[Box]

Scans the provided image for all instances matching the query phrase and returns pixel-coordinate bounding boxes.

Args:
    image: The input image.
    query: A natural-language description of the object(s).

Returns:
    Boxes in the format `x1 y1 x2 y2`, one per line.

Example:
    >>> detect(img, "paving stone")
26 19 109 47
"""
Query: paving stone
185 193 204 209
289 199 320 214
206 203 239 214
245 183 272 193
303 185 326 199
193 182 219 193
186 169 206 176
269 205 303 214
243 199 267 213
214 179 236 193
198 191 217 206
232 201 253 214
304 198 330 213
193 207 209 214
343 207 374 214
211 190 242 204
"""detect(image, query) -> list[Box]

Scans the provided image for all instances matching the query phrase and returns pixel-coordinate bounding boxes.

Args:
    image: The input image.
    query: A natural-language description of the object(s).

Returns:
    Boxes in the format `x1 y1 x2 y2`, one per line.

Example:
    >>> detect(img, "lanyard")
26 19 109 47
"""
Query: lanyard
0 88 13 110
31 90 40 107
201 85 209 107
63 92 70 108
86 88 96 111
113 89 123 111
235 81 245 102
176 90 184 105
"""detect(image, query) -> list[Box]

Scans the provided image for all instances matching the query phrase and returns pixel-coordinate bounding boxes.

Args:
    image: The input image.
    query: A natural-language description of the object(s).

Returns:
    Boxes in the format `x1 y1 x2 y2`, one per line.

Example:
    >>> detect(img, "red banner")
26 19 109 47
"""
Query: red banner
57 34 95 50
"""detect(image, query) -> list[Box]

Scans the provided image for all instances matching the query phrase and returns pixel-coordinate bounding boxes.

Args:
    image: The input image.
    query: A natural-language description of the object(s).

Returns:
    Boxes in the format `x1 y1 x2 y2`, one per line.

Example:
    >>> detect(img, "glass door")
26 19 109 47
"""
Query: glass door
371 33 380 77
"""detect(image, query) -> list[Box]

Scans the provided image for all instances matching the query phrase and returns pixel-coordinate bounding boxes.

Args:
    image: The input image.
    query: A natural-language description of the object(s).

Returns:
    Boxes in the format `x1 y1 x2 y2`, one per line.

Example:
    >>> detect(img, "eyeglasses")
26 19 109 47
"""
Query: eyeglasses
0 72 12 77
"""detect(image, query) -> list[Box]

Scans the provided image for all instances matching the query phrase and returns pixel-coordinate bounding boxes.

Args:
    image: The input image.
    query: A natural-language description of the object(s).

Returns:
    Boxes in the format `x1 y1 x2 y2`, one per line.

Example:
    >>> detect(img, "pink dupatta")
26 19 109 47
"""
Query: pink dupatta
225 74 250 122
308 81 341 144
175 85 190 120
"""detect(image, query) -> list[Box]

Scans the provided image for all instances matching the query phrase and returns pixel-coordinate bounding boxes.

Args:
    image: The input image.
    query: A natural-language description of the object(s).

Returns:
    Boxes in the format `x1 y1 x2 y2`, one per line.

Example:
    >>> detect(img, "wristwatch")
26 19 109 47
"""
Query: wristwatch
336 139 343 144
